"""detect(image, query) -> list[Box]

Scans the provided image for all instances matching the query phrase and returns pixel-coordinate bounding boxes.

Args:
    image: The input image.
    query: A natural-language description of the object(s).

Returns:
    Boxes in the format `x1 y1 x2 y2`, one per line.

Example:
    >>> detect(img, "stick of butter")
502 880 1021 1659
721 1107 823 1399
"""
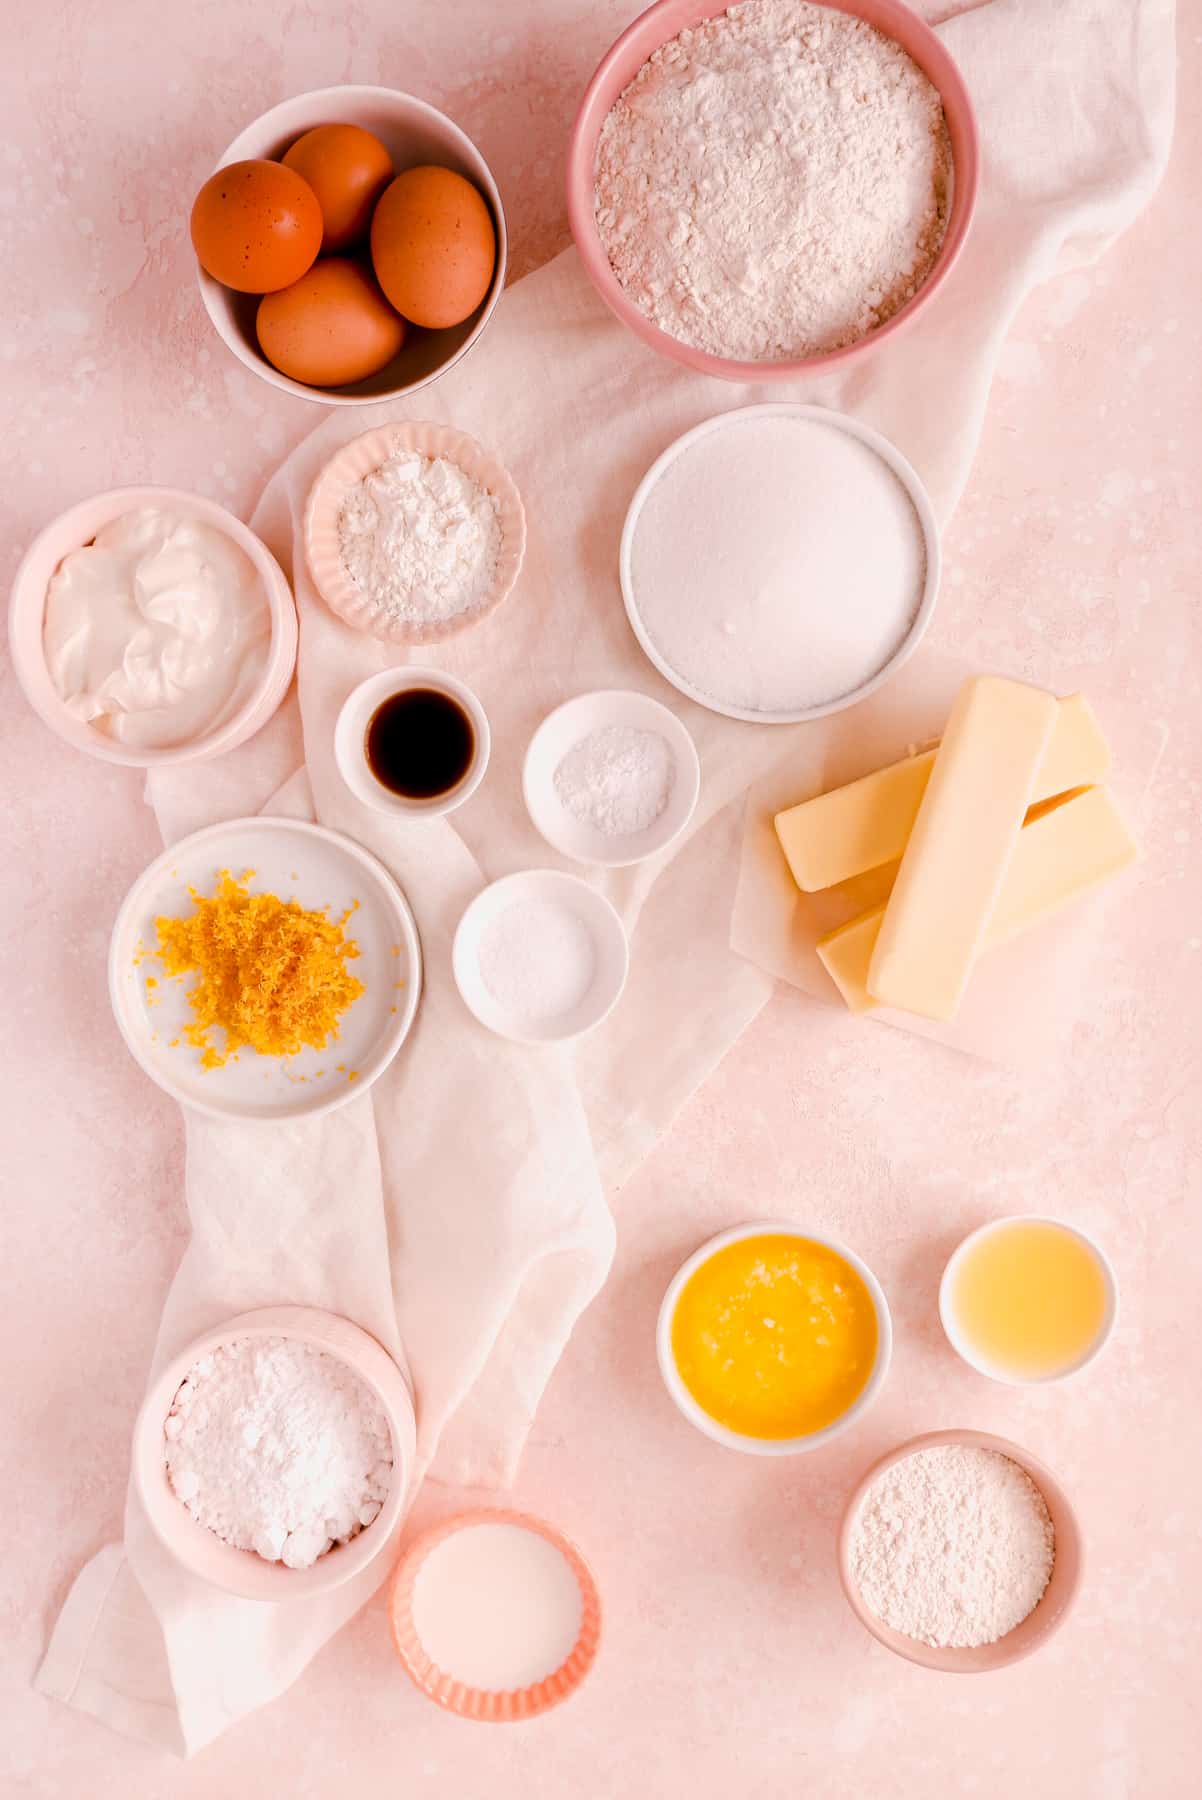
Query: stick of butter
773 693 1110 892
817 785 1139 1013
867 676 1059 1020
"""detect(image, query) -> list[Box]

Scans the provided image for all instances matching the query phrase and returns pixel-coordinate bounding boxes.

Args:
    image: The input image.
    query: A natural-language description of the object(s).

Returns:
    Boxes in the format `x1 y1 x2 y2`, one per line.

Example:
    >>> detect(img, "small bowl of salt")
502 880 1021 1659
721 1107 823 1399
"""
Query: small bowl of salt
523 689 700 868
452 869 629 1045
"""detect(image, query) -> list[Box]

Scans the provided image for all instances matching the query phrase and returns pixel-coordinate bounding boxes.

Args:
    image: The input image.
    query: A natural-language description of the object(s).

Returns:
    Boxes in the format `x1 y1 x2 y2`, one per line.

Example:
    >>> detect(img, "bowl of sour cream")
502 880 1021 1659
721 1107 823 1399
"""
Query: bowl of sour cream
9 486 298 766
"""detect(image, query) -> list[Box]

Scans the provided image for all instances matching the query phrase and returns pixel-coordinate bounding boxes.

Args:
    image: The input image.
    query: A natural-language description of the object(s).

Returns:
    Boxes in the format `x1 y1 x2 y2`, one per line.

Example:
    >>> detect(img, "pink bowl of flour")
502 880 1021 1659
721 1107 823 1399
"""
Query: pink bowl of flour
837 1429 1084 1672
566 0 979 381
133 1306 416 1602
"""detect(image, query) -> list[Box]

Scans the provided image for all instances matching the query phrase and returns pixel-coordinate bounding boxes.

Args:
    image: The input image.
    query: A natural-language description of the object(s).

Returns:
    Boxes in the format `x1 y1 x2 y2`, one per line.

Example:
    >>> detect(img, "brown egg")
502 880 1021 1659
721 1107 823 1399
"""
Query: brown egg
282 123 395 253
191 159 322 293
256 258 406 387
370 166 496 330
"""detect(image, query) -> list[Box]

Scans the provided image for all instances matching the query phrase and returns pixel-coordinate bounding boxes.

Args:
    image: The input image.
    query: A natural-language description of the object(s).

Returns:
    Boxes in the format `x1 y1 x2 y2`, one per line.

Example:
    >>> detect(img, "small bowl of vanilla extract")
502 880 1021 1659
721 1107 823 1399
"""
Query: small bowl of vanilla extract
335 669 491 819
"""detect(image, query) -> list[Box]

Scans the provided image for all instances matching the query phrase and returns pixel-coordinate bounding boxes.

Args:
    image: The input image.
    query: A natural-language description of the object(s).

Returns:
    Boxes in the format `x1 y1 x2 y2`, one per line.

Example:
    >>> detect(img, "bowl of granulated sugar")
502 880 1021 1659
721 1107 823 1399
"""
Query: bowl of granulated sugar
837 1428 1084 1672
621 404 938 725
568 0 979 381
133 1305 416 1601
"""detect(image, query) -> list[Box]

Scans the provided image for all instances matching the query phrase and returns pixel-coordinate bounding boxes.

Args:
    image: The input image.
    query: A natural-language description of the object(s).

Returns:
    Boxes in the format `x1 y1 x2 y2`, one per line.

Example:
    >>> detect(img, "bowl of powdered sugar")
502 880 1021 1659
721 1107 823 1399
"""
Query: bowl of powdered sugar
837 1429 1084 1672
304 422 526 645
133 1305 416 1600
523 689 701 867
568 0 978 379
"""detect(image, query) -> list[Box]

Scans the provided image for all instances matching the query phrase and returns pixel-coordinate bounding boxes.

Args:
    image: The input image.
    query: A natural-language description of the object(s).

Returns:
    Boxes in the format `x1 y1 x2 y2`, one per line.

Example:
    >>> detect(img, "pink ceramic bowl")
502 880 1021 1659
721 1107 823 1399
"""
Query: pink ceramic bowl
197 85 507 406
9 486 298 768
132 1305 416 1602
389 1508 602 1721
566 0 979 382
304 422 526 643
837 1428 1084 1672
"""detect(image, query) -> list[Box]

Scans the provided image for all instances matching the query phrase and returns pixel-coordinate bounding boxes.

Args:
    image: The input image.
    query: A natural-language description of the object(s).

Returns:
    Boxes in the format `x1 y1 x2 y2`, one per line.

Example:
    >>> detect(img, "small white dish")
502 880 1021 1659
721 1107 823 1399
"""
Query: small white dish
939 1214 1119 1386
522 688 700 868
452 869 629 1045
620 403 939 726
109 817 421 1122
656 1221 893 1457
334 668 491 819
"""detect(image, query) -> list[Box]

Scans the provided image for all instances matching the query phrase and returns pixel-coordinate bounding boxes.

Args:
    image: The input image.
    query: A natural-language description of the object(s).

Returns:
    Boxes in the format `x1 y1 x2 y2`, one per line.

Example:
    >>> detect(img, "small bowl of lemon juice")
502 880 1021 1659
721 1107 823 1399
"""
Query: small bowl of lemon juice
940 1215 1117 1386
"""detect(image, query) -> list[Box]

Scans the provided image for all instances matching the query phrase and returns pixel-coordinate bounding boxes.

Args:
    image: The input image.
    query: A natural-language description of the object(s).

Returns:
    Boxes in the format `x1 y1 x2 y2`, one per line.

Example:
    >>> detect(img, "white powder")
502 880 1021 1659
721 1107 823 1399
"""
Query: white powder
337 450 502 630
164 1337 393 1570
595 0 951 361
411 1522 584 1690
553 725 675 838
627 412 925 716
478 898 597 1025
848 1446 1055 1649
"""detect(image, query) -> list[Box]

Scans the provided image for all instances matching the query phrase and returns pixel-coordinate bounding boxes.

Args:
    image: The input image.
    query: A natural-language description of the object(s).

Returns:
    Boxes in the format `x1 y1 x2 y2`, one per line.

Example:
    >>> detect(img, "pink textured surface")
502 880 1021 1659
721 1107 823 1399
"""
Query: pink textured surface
1 4 1198 1796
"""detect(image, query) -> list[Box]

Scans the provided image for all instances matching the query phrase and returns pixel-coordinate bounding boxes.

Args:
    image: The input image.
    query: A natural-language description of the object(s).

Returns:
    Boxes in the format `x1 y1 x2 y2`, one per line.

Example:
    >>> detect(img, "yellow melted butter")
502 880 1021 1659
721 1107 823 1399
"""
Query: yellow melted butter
670 1233 878 1439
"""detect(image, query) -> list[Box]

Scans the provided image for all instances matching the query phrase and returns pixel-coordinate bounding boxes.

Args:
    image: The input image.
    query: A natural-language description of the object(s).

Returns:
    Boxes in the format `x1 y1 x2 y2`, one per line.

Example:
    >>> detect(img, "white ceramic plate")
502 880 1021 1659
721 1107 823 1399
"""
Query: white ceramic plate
109 818 421 1121
452 869 629 1045
522 688 700 868
619 403 940 725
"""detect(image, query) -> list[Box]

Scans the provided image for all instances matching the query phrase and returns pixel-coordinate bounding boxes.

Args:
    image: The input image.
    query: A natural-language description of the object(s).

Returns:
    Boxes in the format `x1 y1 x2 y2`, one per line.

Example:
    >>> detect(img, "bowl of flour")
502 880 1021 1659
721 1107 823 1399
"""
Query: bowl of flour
567 0 979 379
837 1429 1084 1672
133 1305 416 1600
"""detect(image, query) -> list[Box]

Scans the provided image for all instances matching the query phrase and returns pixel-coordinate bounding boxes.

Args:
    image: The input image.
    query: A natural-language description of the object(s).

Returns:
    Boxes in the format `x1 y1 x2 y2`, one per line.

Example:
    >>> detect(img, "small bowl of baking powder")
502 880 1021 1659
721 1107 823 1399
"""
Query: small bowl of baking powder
133 1305 416 1601
304 421 526 645
523 688 701 868
837 1428 1084 1672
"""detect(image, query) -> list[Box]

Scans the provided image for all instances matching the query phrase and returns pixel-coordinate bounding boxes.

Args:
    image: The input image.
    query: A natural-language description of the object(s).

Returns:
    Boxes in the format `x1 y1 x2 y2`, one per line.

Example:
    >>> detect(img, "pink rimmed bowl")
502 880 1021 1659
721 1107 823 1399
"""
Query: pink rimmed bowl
303 422 526 644
389 1509 601 1720
9 485 297 768
566 0 979 382
132 1305 416 1602
837 1428 1084 1672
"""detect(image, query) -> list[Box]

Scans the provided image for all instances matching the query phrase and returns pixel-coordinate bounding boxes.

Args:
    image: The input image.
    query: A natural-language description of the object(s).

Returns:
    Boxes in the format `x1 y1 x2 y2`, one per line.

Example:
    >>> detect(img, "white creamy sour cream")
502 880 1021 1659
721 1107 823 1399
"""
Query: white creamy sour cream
411 1521 584 1690
43 506 271 749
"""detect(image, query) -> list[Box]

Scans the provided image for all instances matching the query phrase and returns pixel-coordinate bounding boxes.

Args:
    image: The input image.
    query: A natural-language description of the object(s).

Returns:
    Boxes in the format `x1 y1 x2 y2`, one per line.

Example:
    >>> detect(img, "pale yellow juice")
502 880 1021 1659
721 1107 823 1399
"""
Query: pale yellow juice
948 1219 1110 1381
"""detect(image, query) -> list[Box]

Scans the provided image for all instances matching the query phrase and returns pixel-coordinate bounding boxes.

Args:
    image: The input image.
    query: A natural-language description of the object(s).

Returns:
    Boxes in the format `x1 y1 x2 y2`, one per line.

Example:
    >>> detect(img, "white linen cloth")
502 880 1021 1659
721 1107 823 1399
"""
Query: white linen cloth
37 0 1174 1755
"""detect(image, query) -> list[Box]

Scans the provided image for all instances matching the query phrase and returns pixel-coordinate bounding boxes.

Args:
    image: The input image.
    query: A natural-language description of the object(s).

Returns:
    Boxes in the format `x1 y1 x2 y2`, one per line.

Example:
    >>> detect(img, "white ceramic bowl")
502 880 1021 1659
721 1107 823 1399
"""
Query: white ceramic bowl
939 1214 1119 1386
304 421 526 644
656 1221 893 1456
9 486 297 768
109 817 422 1122
452 869 629 1045
334 667 491 819
196 85 508 405
620 403 940 725
133 1305 416 1602
522 689 701 868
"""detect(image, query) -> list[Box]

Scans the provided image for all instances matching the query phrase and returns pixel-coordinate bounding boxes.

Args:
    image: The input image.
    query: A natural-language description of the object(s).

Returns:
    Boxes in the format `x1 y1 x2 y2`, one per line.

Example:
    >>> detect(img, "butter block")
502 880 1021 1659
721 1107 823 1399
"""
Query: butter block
867 676 1059 1020
773 693 1110 892
818 785 1138 1013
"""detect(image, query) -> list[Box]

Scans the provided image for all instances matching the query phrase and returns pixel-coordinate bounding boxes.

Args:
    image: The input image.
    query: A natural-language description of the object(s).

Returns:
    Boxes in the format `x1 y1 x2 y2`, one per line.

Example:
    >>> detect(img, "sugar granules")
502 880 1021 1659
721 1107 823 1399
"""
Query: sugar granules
164 1336 393 1569
478 898 597 1025
594 0 951 360
553 725 676 838
848 1446 1055 1648
337 449 501 630
627 412 925 716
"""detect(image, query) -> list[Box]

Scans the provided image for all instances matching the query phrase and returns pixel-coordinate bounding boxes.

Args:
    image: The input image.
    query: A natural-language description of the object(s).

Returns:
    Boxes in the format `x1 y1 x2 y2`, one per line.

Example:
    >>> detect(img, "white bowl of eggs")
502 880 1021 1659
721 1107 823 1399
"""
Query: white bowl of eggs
191 85 507 405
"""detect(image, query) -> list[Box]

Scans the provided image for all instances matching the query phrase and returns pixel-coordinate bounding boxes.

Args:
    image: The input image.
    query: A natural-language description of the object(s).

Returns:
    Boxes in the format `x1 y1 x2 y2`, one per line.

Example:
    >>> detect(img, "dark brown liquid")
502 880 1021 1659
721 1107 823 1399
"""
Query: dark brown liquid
365 688 475 800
